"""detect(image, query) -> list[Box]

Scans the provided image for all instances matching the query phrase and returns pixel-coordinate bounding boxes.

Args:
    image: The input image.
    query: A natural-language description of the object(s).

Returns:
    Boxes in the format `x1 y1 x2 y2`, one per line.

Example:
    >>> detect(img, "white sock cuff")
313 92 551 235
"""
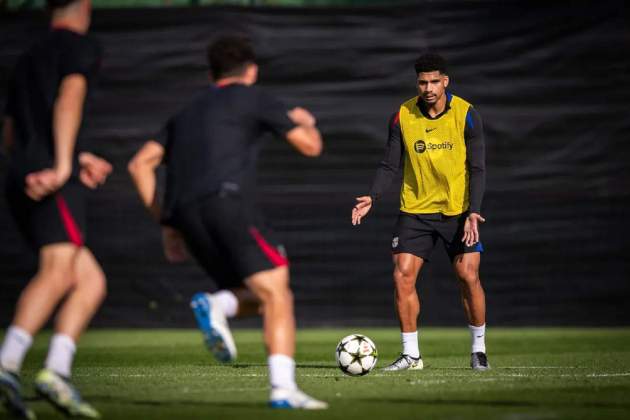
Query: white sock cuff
401 331 418 340
268 354 295 368
45 334 76 378
401 331 420 358
0 326 33 373
469 324 486 331
51 334 76 353
7 325 33 346
268 354 296 391
469 324 487 354
213 290 239 318
7 326 33 346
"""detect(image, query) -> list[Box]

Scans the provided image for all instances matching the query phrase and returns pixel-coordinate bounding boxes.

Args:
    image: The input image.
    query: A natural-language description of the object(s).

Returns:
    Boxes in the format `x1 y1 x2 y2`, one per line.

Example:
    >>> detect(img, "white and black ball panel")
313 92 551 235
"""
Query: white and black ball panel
335 333 378 376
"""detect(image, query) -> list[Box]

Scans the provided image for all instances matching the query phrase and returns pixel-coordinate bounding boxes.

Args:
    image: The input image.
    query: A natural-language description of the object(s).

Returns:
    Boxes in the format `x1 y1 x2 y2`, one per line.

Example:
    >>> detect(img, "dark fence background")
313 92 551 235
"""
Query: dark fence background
1 1 629 328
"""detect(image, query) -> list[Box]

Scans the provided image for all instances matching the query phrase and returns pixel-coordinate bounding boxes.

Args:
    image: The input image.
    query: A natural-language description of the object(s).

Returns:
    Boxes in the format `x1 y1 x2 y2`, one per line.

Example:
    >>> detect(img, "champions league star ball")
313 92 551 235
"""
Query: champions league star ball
335 334 378 376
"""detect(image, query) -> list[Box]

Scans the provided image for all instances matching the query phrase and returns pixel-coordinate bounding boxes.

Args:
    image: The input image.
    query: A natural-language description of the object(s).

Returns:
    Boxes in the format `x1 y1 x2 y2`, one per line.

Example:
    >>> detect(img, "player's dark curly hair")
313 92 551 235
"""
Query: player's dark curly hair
46 0 80 9
207 35 256 80
414 53 448 75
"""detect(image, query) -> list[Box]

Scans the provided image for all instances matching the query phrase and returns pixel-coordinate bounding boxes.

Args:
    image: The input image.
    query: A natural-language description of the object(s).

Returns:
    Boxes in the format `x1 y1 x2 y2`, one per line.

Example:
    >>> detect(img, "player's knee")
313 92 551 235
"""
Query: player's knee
393 270 416 295
457 269 479 287
393 262 416 282
37 245 78 287
36 265 75 292
92 271 108 303
260 281 292 306
246 266 290 303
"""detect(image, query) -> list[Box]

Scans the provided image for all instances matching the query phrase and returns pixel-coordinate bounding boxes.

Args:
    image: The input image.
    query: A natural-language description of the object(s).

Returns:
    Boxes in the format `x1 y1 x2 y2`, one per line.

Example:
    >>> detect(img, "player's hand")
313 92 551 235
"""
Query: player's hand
288 107 316 127
352 196 373 226
462 212 486 247
24 167 70 201
79 152 113 189
162 226 190 263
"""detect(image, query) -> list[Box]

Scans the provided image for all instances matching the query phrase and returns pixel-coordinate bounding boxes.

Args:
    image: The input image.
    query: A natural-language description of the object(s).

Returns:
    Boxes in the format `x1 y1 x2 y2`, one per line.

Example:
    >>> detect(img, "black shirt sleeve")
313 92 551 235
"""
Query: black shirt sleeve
153 119 172 163
368 112 404 201
154 122 170 147
464 106 486 214
59 36 102 82
255 89 297 137
4 75 16 117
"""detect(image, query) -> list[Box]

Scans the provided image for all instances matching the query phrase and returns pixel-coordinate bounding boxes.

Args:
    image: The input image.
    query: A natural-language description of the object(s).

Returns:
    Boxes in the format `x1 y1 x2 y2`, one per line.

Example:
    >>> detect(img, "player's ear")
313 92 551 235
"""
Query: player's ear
443 74 450 88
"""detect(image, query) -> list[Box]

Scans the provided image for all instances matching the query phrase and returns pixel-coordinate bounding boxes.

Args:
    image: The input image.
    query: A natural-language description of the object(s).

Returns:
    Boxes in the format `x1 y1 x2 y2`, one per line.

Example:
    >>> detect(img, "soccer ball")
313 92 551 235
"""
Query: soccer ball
335 334 378 376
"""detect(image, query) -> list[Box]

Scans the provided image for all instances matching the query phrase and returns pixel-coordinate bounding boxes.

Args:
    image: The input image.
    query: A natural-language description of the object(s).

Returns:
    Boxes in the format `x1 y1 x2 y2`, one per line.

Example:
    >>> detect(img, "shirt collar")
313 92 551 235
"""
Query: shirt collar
416 91 452 120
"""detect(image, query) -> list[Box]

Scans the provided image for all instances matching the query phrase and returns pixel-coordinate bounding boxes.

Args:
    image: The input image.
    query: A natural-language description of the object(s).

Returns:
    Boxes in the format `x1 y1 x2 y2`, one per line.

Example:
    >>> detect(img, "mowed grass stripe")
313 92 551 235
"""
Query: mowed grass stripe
4 328 630 420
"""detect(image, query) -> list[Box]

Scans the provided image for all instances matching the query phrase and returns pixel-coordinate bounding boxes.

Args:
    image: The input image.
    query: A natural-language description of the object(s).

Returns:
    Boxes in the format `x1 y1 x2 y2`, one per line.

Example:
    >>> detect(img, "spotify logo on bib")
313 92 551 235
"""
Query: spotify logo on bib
414 140 426 153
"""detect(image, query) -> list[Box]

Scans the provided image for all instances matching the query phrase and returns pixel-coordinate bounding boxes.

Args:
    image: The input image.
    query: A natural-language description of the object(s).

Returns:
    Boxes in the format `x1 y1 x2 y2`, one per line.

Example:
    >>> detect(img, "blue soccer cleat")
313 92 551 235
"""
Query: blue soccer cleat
0 367 36 419
190 292 237 362
269 388 328 410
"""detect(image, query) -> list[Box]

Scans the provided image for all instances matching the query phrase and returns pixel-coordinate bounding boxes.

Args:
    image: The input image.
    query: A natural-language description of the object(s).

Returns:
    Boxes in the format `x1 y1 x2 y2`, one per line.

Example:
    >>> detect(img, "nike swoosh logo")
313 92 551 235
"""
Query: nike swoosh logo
476 335 484 338
425 128 436 133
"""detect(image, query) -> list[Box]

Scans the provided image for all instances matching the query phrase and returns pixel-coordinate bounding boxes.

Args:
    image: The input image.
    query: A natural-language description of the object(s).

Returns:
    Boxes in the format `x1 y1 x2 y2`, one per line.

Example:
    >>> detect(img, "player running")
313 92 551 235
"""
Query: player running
128 35 327 409
0 1 111 418
352 53 490 371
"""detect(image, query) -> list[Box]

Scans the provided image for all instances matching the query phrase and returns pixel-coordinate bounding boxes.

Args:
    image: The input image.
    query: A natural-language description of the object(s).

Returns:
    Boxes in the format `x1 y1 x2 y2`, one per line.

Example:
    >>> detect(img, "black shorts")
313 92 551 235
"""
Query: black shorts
170 192 288 289
391 212 484 261
5 178 87 250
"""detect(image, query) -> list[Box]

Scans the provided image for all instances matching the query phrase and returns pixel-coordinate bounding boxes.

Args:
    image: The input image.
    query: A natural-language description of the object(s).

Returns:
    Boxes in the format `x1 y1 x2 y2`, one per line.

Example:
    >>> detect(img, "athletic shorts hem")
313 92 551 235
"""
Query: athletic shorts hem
391 248 431 261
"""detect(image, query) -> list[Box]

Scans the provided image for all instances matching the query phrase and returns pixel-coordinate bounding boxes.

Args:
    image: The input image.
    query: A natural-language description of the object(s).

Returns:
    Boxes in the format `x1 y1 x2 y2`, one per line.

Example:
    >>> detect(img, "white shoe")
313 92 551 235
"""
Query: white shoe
35 369 100 418
190 292 237 362
269 388 328 410
382 353 424 371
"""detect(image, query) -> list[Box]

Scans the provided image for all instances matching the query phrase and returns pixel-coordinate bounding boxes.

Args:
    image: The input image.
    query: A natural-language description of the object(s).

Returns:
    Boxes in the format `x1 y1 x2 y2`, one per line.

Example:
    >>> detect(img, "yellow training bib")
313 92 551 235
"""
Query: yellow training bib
398 94 471 215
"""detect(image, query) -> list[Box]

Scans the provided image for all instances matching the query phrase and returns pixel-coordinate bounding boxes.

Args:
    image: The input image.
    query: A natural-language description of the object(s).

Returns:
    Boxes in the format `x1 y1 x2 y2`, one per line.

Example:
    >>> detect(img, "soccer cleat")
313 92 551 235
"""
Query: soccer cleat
34 369 100 418
470 352 490 371
382 353 424 371
0 368 36 420
269 388 328 410
190 292 237 362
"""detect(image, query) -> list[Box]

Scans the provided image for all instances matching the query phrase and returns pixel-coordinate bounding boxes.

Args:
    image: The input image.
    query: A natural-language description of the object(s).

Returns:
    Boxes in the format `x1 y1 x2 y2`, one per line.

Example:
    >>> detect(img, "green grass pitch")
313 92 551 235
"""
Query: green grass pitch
5 328 630 419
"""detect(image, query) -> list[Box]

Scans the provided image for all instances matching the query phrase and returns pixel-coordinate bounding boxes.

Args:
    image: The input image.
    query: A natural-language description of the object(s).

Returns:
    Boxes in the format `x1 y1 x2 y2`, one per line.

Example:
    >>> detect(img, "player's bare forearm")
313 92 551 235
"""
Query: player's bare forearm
128 162 159 220
53 74 87 181
128 140 165 222
286 107 323 157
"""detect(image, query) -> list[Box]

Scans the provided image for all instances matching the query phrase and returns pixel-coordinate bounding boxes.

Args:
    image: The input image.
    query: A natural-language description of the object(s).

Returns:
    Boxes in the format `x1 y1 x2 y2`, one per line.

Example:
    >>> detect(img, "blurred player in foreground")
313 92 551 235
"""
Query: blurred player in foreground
352 53 490 372
0 0 112 418
128 35 327 409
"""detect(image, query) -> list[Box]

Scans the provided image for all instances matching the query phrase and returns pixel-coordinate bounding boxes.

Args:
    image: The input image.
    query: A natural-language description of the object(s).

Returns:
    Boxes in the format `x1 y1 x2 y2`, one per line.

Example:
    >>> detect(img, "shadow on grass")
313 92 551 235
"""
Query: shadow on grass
230 363 334 369
83 395 266 409
358 397 630 409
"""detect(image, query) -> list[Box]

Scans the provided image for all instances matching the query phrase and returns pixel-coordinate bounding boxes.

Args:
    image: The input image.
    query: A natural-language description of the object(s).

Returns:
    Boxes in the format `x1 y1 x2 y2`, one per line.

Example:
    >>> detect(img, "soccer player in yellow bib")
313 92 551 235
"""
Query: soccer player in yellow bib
352 53 489 371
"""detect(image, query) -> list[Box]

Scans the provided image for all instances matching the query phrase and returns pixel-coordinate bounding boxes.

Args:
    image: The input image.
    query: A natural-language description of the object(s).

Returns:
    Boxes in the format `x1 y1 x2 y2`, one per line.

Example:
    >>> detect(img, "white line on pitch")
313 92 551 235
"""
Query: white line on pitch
438 366 587 369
